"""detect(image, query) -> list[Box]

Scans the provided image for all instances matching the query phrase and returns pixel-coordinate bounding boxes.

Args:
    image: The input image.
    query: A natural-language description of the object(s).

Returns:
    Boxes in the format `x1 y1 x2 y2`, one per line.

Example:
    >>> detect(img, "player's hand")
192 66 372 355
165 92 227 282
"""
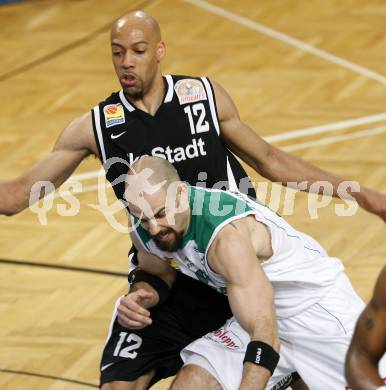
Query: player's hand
239 362 269 390
117 289 154 329
357 188 386 223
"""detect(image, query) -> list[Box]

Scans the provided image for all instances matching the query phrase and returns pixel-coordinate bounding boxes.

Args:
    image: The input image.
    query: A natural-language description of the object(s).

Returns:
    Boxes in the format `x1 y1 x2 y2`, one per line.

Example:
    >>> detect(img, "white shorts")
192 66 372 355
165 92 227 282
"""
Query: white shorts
181 272 365 390
379 354 386 382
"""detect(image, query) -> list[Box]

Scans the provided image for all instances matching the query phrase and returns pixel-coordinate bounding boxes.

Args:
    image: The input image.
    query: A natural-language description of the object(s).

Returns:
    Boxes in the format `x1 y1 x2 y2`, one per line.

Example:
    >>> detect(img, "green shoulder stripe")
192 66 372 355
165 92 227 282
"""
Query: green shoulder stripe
189 187 254 254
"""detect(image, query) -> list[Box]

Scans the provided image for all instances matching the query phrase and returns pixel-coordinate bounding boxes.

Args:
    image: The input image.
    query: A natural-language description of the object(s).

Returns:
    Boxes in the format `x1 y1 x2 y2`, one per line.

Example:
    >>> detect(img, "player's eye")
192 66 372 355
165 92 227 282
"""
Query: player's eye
155 209 166 219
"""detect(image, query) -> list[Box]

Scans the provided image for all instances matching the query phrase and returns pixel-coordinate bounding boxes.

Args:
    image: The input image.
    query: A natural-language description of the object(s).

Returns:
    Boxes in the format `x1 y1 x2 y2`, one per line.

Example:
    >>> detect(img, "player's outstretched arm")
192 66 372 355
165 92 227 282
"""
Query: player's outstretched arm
207 220 279 390
117 232 177 329
117 250 176 330
345 266 386 389
212 80 386 222
135 250 177 290
0 112 95 216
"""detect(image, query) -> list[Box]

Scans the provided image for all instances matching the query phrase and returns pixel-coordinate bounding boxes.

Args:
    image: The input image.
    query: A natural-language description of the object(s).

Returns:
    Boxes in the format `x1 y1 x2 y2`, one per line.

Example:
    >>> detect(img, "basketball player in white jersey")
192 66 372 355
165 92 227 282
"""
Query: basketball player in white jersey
1 10 385 390
346 265 386 389
123 156 365 390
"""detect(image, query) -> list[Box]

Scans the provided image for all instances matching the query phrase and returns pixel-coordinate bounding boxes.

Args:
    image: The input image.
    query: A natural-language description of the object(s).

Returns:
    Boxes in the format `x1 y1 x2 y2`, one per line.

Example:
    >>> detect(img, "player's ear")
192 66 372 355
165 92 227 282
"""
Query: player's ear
176 183 189 211
175 184 182 207
156 41 166 61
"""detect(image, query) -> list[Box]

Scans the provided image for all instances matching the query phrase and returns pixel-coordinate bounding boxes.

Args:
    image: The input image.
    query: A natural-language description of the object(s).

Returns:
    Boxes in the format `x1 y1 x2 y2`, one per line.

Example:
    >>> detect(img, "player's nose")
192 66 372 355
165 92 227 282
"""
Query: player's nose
122 52 135 68
148 219 161 236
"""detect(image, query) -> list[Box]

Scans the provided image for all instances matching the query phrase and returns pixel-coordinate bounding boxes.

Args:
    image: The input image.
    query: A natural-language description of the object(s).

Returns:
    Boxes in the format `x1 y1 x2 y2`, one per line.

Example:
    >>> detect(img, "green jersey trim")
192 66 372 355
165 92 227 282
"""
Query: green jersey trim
188 186 256 253
131 186 259 271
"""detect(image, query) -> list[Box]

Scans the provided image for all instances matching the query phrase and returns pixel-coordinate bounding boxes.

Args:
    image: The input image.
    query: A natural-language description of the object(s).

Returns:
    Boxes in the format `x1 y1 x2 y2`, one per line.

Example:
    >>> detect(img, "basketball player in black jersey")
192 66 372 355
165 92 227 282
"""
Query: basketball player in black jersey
1 9 386 390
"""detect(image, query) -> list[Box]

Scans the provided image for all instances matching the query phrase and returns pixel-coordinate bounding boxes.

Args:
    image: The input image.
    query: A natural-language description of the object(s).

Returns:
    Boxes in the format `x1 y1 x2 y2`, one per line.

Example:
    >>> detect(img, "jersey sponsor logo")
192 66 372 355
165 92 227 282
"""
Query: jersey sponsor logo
126 137 207 166
152 137 207 163
127 153 140 166
205 328 244 350
104 103 125 128
175 79 207 105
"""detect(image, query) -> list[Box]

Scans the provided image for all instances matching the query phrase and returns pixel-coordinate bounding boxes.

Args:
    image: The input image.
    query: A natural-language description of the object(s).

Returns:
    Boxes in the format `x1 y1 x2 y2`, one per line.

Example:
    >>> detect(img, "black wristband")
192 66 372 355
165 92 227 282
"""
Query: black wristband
243 341 280 375
128 268 170 309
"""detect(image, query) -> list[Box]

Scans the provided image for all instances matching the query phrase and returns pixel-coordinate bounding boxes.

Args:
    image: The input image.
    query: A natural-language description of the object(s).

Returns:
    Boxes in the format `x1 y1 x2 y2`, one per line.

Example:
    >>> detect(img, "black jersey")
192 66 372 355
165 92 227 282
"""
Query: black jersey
91 75 255 201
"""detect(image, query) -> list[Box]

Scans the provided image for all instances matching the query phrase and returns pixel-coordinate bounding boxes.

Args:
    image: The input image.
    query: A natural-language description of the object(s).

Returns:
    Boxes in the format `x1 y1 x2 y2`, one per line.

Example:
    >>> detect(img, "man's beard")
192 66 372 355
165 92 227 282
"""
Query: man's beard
123 86 143 100
152 228 184 252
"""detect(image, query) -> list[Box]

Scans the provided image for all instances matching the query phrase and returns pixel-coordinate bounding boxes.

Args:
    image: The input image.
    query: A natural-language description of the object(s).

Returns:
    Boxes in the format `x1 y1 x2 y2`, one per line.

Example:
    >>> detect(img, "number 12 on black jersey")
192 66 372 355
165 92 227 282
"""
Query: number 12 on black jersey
184 103 210 135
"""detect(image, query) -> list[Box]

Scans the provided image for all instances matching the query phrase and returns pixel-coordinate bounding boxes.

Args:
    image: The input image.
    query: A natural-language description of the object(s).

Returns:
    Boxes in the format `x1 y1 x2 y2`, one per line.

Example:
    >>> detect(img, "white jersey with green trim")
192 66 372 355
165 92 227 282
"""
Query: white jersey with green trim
132 186 344 318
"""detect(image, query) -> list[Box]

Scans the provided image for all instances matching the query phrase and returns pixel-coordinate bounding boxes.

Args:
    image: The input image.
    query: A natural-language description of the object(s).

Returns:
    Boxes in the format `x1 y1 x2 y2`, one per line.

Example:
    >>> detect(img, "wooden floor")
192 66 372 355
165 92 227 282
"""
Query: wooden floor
0 0 385 388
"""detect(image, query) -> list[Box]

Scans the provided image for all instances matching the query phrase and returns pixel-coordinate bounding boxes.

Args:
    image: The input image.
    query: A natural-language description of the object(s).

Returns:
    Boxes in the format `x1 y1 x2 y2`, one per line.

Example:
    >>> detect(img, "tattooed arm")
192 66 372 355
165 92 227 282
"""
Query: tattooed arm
345 266 386 389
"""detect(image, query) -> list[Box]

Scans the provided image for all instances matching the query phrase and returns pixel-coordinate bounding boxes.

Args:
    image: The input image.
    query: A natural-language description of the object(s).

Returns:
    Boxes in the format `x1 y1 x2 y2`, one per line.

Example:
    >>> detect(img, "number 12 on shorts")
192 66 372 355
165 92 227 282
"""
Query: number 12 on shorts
113 332 142 359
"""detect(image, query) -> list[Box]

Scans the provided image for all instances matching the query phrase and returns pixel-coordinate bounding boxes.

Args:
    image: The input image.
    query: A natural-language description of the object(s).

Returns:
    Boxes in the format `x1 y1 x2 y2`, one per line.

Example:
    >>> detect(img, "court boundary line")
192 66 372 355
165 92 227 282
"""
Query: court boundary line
0 368 98 388
67 123 386 195
184 0 386 85
282 125 386 152
263 112 386 142
0 258 127 277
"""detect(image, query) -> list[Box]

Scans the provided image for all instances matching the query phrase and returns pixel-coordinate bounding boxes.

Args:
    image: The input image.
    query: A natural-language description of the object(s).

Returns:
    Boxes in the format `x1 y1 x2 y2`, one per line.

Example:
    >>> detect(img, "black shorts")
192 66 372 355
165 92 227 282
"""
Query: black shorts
100 272 233 388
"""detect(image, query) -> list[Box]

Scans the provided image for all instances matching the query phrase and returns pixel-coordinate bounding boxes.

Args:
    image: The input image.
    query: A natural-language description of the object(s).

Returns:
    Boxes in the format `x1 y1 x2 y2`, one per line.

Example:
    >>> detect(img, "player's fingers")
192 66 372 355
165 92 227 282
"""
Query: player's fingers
118 314 151 329
120 296 151 317
133 289 156 304
118 303 152 325
118 314 149 329
135 289 155 300
119 306 152 327
126 299 151 317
